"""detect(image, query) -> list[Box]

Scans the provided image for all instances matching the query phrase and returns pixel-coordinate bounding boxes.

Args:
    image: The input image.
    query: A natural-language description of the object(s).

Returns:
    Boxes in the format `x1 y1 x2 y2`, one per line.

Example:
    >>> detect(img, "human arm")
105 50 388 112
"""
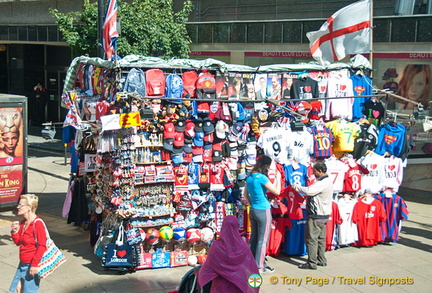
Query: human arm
10 221 22 245
264 171 281 196
243 184 251 206
291 179 326 197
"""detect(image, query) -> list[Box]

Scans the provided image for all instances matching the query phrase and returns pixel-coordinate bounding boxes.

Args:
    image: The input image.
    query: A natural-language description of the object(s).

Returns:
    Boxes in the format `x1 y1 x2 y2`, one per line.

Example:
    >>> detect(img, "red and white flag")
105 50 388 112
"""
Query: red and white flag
307 0 371 66
102 0 119 60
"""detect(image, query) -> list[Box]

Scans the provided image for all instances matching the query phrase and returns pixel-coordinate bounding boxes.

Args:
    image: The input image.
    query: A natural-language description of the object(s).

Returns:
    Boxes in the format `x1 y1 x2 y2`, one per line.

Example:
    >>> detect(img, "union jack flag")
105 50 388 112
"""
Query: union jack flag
102 0 119 60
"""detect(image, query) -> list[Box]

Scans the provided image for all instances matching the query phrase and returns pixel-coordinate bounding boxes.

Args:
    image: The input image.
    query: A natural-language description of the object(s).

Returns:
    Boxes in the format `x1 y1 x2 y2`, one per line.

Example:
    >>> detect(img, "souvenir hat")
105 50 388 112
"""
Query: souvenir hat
174 132 184 147
194 132 204 146
164 122 175 139
163 138 174 152
215 120 229 139
202 118 215 133
175 118 186 132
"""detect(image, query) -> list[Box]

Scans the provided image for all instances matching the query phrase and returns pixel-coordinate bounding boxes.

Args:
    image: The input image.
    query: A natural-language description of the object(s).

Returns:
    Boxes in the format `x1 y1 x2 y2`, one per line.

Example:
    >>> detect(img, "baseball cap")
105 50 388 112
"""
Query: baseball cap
163 138 174 152
194 118 204 132
193 132 204 146
175 118 186 132
215 120 229 139
174 131 185 147
164 122 175 139
193 154 203 163
231 122 244 136
185 120 195 138
172 146 183 154
202 118 215 133
183 152 193 163
171 153 183 165
192 146 203 155
212 150 223 162
183 143 193 153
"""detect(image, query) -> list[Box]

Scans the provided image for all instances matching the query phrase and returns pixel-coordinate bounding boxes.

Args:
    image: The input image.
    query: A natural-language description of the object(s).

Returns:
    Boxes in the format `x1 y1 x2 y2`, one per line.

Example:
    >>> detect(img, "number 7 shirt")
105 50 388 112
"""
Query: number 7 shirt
325 158 349 193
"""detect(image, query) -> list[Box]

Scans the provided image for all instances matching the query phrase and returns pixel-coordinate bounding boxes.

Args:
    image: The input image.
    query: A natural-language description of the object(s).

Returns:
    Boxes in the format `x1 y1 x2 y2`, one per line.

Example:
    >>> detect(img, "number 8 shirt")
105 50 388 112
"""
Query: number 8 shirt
257 127 291 164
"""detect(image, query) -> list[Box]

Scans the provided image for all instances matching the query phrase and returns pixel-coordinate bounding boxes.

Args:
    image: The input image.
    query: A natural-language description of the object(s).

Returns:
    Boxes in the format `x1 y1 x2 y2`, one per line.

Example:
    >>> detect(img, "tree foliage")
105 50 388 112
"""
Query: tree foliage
50 0 193 59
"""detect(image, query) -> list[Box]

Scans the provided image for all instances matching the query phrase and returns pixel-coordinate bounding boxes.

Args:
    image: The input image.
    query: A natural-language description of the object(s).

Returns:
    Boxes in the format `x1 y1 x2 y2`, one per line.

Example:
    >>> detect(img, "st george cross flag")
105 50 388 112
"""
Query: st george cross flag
102 0 119 60
307 0 371 66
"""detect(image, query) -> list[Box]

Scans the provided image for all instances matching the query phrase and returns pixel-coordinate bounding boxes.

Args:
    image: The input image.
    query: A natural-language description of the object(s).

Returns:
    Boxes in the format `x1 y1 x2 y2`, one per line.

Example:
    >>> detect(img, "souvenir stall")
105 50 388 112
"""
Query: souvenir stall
60 54 417 270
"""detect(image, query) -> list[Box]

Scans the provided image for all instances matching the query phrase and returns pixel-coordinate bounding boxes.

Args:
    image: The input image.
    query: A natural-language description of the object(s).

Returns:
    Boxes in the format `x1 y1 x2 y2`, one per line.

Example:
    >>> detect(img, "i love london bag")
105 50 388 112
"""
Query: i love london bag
103 224 134 268
34 219 67 279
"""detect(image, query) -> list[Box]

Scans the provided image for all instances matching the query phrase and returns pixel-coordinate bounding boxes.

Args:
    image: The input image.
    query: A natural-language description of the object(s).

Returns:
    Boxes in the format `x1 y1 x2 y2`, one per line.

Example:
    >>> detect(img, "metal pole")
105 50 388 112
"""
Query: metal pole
98 0 106 58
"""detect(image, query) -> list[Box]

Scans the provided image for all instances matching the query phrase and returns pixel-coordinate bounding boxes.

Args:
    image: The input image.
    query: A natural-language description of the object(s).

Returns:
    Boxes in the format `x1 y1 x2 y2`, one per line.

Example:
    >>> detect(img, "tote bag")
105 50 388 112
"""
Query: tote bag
103 224 134 268
34 219 67 279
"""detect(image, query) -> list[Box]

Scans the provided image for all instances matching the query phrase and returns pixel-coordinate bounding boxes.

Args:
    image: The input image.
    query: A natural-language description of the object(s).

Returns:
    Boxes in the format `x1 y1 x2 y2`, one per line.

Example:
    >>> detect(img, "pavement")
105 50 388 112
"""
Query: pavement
0 126 431 293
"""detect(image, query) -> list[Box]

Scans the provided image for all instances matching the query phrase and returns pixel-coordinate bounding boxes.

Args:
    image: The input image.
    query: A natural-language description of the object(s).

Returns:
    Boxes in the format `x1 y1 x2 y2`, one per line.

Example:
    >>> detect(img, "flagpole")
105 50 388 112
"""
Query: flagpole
369 0 374 78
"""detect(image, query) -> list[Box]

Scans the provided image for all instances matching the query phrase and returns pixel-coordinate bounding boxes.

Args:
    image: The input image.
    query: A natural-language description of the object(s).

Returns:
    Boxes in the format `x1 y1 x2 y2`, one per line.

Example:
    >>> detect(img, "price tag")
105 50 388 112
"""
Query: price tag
119 112 141 128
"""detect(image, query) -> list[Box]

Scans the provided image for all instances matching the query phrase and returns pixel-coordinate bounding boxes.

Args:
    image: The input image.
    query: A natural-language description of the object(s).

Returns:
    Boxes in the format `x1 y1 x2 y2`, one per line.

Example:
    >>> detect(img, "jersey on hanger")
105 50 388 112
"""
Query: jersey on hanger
374 192 408 243
325 158 349 193
337 197 358 246
309 124 334 158
352 198 386 246
257 127 291 164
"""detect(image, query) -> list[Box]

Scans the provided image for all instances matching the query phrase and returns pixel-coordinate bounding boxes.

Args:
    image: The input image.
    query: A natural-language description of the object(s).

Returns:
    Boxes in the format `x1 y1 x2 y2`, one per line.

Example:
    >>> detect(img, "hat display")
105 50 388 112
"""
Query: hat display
175 118 186 132
212 150 223 162
194 118 204 132
193 132 204 146
174 131 185 147
163 138 174 152
231 122 244 136
215 120 229 139
183 143 193 153
202 118 215 133
192 146 203 155
185 120 195 138
164 122 175 139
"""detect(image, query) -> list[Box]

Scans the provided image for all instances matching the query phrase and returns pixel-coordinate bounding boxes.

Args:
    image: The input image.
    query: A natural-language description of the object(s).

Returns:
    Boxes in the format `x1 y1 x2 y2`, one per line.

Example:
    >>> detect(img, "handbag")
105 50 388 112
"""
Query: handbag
103 224 134 268
34 219 67 279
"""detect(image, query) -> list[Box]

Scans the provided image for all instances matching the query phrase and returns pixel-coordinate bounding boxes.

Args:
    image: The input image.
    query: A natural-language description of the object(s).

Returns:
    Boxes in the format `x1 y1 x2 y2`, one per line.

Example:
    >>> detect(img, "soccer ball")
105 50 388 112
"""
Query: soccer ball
146 228 160 245
186 228 201 243
159 226 174 241
188 255 198 266
200 227 214 244
173 227 186 242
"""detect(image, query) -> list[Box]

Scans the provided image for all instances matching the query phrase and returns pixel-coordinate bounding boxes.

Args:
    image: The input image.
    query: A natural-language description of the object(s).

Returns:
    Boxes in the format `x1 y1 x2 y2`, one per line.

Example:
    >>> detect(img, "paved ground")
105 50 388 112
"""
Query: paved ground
0 127 431 292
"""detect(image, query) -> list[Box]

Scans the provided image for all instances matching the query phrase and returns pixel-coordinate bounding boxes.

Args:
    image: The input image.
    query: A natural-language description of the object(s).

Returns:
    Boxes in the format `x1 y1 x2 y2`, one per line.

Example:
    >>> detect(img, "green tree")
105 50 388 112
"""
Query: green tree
50 0 193 59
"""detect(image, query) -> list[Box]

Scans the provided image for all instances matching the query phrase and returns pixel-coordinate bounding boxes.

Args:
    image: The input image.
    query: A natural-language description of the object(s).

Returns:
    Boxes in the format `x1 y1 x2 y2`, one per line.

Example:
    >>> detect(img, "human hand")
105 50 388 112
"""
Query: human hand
29 266 39 276
11 221 19 234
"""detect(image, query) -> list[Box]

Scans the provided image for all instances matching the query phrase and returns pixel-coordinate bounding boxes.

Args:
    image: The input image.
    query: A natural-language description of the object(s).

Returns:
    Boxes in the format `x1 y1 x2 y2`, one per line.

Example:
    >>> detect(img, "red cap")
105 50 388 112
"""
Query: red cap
164 122 175 139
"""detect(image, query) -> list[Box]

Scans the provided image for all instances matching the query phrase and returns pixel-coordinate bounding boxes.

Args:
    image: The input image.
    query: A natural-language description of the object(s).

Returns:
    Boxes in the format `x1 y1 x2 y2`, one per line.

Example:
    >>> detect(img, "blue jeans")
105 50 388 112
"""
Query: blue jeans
9 262 40 293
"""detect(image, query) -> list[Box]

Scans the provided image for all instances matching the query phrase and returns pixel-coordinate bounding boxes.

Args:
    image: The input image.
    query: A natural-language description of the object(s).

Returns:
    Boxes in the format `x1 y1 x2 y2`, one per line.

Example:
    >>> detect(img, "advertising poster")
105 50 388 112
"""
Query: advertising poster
0 165 23 205
0 107 24 166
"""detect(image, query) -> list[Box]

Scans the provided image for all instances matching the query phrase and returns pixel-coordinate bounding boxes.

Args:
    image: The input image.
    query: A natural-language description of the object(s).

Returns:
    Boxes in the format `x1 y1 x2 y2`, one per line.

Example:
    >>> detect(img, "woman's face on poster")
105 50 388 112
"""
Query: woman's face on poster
408 71 427 102
2 132 19 155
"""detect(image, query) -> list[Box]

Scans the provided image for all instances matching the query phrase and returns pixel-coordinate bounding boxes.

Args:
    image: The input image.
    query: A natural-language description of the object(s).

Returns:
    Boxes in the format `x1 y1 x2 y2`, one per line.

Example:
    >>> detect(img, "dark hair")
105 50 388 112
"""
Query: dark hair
313 161 327 173
251 155 272 177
